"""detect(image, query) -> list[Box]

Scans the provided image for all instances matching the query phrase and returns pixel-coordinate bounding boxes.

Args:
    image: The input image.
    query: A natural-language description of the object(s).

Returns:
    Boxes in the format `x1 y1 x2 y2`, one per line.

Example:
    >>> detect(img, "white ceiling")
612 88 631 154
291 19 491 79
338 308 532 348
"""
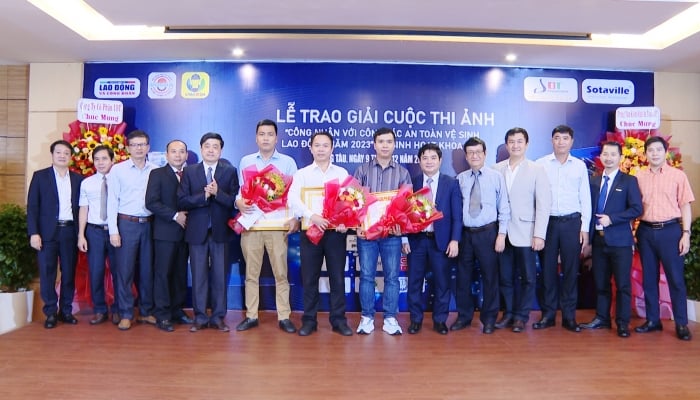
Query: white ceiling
2 0 700 72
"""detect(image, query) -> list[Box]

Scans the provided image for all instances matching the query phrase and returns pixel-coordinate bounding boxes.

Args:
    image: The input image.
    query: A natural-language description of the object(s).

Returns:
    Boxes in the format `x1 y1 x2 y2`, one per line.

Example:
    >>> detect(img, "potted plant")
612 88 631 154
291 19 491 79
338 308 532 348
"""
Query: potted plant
684 217 700 321
0 203 37 334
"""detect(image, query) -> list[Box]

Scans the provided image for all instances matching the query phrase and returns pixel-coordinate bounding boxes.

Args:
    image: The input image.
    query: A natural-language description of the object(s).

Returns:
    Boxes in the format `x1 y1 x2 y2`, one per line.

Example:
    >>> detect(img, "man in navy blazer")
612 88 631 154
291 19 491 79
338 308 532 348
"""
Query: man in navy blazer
178 133 239 333
404 143 463 335
580 141 642 338
145 139 192 332
27 140 83 328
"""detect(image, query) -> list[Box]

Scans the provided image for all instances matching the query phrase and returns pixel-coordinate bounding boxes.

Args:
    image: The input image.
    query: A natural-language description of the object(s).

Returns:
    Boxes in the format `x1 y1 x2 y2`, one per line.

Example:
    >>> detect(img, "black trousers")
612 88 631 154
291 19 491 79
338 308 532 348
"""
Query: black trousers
300 230 347 327
153 239 189 322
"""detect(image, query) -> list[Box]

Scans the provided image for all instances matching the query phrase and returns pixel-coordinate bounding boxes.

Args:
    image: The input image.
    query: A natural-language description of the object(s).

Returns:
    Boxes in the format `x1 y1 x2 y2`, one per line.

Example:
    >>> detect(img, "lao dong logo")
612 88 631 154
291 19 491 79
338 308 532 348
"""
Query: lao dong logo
581 79 634 104
94 78 141 99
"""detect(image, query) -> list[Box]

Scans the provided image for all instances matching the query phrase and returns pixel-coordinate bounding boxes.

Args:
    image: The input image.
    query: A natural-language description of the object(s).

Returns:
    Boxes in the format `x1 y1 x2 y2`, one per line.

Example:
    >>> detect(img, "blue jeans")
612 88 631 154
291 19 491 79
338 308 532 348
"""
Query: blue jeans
358 236 402 318
85 224 118 315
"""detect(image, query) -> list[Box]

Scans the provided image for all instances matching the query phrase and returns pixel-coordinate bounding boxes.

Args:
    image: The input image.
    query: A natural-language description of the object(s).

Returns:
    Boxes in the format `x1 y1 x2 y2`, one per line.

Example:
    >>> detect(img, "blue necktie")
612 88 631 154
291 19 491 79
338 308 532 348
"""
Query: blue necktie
597 175 609 213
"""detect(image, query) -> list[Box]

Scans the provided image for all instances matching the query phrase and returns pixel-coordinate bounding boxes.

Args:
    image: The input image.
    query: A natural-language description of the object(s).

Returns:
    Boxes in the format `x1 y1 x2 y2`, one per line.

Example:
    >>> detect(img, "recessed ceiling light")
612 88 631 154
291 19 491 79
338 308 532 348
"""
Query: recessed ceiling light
505 53 517 62
232 47 244 57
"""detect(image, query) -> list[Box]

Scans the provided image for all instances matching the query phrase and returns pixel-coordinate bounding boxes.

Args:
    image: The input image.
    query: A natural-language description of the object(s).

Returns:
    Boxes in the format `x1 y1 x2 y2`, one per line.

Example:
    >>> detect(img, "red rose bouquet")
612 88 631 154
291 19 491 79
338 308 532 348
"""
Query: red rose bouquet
306 176 377 245
228 164 293 233
365 185 443 240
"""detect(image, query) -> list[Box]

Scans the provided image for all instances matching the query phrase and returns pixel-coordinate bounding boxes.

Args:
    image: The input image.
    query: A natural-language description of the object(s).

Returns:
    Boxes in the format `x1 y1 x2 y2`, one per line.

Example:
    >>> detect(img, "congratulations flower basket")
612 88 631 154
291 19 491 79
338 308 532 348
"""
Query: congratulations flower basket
228 164 293 233
306 176 377 245
62 120 129 176
365 185 443 240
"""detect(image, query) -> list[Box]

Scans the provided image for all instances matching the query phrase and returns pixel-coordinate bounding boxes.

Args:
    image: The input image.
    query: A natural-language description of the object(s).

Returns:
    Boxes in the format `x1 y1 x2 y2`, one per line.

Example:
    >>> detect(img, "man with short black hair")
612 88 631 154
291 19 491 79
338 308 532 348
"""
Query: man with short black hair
178 132 239 333
28 140 83 329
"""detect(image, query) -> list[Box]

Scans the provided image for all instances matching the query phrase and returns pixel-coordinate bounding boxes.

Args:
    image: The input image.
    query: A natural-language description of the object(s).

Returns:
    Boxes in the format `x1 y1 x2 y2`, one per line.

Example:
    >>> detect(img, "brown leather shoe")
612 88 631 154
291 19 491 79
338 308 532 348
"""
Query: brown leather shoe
137 315 157 325
118 319 132 331
90 313 108 325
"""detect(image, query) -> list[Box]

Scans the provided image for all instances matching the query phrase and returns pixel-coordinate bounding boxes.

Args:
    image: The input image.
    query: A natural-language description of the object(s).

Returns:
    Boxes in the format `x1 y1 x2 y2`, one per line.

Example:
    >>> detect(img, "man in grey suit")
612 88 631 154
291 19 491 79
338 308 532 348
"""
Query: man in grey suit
492 127 551 332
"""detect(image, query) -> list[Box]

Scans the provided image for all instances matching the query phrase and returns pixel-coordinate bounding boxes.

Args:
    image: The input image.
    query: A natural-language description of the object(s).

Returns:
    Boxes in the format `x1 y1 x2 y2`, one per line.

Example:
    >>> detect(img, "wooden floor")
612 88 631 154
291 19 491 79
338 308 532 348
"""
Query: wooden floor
1 309 698 400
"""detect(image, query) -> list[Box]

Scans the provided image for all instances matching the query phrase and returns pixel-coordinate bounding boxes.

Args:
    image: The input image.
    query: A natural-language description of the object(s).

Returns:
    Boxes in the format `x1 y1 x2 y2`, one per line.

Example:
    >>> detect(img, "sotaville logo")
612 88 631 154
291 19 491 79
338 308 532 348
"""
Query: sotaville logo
148 72 176 99
181 72 210 99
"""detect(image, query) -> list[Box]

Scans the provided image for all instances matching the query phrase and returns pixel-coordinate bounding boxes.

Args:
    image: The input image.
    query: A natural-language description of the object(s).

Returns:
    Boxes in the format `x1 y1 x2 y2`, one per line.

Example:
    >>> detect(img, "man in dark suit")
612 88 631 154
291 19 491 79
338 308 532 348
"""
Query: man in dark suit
178 132 239 333
404 143 462 335
27 139 83 328
580 141 642 338
146 139 192 332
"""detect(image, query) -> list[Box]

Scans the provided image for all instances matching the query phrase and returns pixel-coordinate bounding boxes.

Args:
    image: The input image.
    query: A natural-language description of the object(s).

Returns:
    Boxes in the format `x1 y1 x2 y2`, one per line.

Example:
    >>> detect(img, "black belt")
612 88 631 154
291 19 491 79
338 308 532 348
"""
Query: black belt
595 230 605 237
418 231 435 238
87 223 109 230
550 212 580 221
118 213 153 223
463 221 497 233
640 219 680 229
56 220 74 227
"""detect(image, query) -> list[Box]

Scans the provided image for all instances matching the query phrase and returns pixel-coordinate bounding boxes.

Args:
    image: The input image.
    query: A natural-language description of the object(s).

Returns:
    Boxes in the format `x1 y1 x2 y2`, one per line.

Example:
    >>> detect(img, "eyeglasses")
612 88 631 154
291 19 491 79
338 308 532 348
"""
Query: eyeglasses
129 143 149 148
466 150 484 157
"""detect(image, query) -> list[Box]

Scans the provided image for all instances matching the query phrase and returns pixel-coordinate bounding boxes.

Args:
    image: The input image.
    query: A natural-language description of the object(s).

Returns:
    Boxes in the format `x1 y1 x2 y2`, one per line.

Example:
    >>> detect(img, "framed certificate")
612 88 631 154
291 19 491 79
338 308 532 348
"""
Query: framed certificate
237 206 293 231
362 190 398 229
300 187 324 230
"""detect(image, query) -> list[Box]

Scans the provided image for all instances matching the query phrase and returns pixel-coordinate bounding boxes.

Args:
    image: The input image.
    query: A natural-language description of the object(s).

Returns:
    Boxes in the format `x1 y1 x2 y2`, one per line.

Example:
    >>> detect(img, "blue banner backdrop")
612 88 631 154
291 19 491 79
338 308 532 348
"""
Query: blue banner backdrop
83 62 654 312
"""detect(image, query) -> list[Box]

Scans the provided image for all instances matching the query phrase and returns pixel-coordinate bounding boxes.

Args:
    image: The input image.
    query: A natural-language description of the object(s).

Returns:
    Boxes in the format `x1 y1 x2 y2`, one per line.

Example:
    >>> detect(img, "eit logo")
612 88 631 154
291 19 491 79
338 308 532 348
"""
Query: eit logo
181 72 210 99
534 79 562 93
524 77 578 103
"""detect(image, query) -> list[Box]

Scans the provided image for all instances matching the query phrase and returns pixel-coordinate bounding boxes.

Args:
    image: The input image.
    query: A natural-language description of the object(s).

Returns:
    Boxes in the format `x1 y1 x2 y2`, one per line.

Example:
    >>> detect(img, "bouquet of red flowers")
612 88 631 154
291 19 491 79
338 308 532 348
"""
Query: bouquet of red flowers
62 120 129 176
365 185 443 240
306 176 377 245
228 164 293 233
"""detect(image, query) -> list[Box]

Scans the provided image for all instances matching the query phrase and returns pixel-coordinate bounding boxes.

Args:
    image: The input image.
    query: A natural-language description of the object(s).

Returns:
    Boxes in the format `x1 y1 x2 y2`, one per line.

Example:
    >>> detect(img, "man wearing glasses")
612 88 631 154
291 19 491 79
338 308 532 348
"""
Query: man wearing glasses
107 130 157 331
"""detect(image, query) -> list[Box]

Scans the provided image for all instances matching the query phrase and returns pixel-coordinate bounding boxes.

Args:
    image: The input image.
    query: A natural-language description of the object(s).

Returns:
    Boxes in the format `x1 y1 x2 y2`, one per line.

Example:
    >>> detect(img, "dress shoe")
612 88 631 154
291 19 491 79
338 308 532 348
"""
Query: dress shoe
210 320 231 332
617 325 631 338
44 314 57 329
278 319 297 333
173 315 194 324
298 321 318 336
408 321 422 334
118 318 132 331
634 320 663 333
562 319 581 333
332 322 353 336
156 320 175 333
579 317 612 330
450 319 471 331
532 317 555 330
235 317 259 331
483 323 495 334
512 320 525 333
111 313 121 325
433 322 448 335
676 325 692 341
137 315 157 325
494 316 513 329
90 313 108 325
58 313 78 324
189 322 207 332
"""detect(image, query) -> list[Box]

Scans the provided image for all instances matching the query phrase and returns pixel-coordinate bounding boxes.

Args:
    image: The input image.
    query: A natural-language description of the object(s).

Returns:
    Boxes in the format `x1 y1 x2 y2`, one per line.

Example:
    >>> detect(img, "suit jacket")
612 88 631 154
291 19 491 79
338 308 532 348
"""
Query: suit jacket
493 159 551 247
177 162 239 244
27 166 82 238
589 171 642 247
146 165 185 242
408 173 463 252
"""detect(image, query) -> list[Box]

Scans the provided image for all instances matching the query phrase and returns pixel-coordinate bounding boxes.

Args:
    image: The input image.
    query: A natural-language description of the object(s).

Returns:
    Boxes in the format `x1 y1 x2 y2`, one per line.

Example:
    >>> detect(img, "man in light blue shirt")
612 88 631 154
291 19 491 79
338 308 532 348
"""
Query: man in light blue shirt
107 130 157 331
451 137 510 334
534 124 591 333
234 119 299 334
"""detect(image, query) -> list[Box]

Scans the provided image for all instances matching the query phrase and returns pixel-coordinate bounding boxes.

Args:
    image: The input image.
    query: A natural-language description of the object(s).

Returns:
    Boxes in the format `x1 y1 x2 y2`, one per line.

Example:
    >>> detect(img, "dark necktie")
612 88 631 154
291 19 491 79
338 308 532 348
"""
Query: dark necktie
597 175 609 213
100 175 107 221
469 172 481 218
176 170 183 181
